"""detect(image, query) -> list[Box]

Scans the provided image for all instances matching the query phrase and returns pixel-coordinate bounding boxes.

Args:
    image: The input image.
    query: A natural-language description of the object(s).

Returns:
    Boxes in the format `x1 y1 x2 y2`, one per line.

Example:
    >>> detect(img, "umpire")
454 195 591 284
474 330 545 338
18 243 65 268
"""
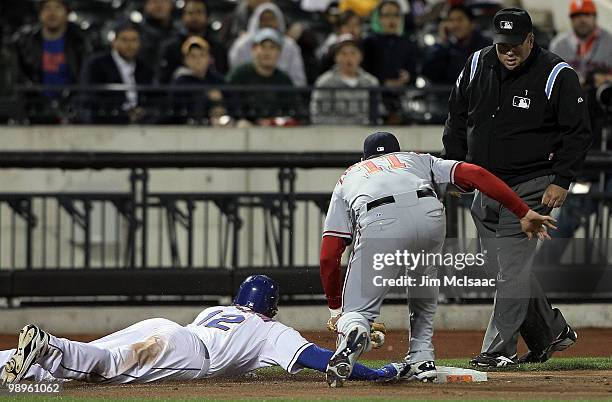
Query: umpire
442 8 592 367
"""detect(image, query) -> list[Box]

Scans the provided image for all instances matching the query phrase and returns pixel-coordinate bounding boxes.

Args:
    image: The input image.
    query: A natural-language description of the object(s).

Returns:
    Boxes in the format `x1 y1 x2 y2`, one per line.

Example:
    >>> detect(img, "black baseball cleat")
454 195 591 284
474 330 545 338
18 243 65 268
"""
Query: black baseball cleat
470 353 517 368
517 350 544 364
518 325 578 364
0 325 49 385
326 326 369 388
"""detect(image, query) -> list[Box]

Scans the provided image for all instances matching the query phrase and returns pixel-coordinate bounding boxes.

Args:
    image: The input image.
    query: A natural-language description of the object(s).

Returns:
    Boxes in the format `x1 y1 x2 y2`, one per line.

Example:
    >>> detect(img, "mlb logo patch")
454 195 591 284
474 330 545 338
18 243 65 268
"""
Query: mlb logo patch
377 146 385 151
500 20 513 30
512 96 530 109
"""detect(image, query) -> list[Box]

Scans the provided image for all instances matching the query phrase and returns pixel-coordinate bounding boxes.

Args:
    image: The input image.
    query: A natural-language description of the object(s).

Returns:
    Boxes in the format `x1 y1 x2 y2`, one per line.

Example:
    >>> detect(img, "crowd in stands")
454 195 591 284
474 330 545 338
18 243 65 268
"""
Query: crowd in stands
0 0 610 126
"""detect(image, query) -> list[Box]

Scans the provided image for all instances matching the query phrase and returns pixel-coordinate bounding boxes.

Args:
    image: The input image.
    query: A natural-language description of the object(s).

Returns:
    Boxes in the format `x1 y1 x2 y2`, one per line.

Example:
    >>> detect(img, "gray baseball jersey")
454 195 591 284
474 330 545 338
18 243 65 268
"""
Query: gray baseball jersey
322 152 457 364
323 152 460 241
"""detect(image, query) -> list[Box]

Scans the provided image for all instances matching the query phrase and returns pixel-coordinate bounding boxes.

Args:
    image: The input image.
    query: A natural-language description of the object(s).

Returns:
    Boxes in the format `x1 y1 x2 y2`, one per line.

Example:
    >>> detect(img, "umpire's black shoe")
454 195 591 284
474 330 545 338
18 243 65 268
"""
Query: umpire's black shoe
518 325 578 364
470 353 517 368
517 350 544 364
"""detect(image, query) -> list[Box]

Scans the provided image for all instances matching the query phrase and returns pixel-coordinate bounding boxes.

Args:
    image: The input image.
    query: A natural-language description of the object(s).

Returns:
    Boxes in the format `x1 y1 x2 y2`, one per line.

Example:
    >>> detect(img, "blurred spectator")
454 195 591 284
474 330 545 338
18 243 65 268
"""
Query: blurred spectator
363 0 417 84
362 0 418 123
310 34 379 124
316 10 363 67
226 28 300 123
540 0 612 264
422 5 491 84
404 0 428 32
369 0 412 35
12 0 91 86
158 0 228 83
549 0 612 92
219 0 270 46
79 20 154 124
300 0 335 12
449 0 503 5
550 0 611 150
285 21 323 86
338 0 379 17
320 1 342 33
229 3 307 86
138 0 178 67
170 36 226 124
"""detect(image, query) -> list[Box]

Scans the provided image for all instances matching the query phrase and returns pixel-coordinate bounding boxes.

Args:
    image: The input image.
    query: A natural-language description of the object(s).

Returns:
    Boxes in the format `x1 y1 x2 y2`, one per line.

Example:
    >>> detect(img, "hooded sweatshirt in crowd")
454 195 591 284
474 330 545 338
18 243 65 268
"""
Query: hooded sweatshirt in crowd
228 3 306 86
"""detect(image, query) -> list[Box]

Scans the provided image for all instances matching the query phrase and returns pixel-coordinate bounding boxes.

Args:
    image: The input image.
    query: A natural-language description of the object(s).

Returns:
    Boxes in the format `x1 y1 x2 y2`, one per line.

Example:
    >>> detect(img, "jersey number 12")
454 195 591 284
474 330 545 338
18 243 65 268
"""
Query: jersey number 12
197 310 245 331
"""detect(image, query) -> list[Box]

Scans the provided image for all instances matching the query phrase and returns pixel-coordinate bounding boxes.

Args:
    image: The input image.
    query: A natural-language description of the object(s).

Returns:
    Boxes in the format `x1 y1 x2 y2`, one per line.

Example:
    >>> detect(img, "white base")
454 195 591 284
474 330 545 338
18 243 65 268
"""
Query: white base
436 366 488 383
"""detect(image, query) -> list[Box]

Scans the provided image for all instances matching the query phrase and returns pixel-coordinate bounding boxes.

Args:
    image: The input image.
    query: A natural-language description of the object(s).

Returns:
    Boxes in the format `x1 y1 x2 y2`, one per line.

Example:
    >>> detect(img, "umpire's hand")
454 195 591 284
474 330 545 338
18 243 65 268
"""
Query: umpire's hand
520 210 557 240
541 184 568 208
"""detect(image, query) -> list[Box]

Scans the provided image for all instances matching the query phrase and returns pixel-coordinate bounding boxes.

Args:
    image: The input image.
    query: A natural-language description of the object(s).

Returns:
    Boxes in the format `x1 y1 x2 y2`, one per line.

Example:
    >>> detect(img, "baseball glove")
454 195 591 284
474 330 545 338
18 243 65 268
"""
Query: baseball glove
370 322 387 349
327 318 386 348
327 315 340 332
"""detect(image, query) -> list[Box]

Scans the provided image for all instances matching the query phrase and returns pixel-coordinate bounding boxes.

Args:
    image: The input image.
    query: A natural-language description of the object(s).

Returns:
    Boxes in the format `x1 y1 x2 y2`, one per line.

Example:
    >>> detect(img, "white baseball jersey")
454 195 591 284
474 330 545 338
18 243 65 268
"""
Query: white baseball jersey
323 152 461 241
0 307 312 384
187 305 312 377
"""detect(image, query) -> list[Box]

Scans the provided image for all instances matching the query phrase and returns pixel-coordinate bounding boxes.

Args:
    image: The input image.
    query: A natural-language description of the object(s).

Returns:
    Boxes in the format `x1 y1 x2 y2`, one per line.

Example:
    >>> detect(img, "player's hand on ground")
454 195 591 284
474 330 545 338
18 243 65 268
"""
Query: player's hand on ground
541 184 568 208
520 209 557 240
376 362 401 382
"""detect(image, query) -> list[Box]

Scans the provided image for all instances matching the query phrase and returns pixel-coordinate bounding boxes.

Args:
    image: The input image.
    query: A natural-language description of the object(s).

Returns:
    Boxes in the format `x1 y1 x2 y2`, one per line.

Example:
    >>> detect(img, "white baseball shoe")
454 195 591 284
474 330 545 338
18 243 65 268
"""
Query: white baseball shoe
326 326 369 388
398 360 438 382
0 325 49 385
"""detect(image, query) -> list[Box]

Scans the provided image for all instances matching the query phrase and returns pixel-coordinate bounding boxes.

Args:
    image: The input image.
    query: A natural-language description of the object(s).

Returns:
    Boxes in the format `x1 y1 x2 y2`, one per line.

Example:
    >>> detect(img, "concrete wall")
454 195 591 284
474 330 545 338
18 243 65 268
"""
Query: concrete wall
0 304 610 333
0 125 458 269
0 125 444 193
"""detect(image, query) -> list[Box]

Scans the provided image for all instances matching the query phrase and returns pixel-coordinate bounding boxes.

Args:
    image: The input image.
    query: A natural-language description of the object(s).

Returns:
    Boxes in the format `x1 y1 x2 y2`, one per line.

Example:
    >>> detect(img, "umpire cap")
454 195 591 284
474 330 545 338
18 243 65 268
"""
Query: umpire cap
363 131 400 160
492 8 533 45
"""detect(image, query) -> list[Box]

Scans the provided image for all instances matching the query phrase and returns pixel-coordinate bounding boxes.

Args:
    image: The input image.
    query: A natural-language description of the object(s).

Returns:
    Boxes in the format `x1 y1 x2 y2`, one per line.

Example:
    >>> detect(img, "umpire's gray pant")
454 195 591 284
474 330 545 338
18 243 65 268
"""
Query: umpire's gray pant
472 175 568 357
342 192 446 363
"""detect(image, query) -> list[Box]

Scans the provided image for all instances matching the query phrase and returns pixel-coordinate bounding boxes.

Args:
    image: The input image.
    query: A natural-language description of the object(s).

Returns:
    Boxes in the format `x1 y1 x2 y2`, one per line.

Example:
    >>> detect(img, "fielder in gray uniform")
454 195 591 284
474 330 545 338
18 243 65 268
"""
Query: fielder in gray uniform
320 131 556 387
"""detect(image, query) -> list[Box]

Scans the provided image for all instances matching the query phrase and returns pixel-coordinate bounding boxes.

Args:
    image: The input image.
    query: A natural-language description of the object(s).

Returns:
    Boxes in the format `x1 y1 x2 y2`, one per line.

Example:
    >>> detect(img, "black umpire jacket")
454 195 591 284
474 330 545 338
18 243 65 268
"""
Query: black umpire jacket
442 44 592 189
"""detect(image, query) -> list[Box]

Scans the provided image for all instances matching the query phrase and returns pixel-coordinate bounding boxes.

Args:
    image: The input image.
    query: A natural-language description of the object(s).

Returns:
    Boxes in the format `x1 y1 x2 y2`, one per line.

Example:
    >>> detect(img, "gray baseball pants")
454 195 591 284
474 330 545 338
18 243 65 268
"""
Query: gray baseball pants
340 192 446 363
471 175 569 357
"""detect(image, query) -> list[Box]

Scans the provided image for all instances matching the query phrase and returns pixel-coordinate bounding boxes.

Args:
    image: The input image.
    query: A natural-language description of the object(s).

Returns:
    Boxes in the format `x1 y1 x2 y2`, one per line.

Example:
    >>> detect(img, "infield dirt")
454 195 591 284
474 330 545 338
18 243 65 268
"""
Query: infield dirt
1 329 611 400
2 328 611 360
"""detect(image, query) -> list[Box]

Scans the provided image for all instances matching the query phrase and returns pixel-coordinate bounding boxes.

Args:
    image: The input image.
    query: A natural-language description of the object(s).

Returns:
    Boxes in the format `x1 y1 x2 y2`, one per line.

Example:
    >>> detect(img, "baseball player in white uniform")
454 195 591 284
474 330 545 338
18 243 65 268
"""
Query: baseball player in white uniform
320 132 556 387
0 276 400 386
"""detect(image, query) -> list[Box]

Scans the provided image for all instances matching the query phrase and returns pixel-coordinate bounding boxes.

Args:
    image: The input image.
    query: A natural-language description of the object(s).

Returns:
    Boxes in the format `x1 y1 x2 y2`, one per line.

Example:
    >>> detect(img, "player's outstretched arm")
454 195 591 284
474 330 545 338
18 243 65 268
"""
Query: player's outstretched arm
295 344 397 381
454 163 557 240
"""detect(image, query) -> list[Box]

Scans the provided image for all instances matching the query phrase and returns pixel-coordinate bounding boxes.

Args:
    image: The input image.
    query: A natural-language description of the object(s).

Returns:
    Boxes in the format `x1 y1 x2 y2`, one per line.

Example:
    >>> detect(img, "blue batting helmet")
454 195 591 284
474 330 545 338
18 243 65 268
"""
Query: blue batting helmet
233 275 279 318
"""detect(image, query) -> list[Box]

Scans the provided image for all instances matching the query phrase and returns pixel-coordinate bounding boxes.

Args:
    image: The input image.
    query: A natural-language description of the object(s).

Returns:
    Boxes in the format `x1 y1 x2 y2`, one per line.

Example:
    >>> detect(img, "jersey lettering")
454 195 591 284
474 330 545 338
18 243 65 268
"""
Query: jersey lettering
386 154 406 169
196 309 223 326
362 155 406 174
362 160 383 174
205 314 246 331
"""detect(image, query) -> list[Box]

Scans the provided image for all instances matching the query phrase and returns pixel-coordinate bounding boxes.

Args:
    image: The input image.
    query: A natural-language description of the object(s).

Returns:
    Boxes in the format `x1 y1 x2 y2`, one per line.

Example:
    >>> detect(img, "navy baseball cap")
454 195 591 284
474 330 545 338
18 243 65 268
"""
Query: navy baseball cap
492 8 533 45
363 131 400 160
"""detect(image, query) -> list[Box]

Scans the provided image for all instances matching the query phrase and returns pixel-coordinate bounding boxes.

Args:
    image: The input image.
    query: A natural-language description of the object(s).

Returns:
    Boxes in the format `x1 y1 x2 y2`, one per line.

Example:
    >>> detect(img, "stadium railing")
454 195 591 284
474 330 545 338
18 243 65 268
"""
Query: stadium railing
0 151 610 305
2 84 454 126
